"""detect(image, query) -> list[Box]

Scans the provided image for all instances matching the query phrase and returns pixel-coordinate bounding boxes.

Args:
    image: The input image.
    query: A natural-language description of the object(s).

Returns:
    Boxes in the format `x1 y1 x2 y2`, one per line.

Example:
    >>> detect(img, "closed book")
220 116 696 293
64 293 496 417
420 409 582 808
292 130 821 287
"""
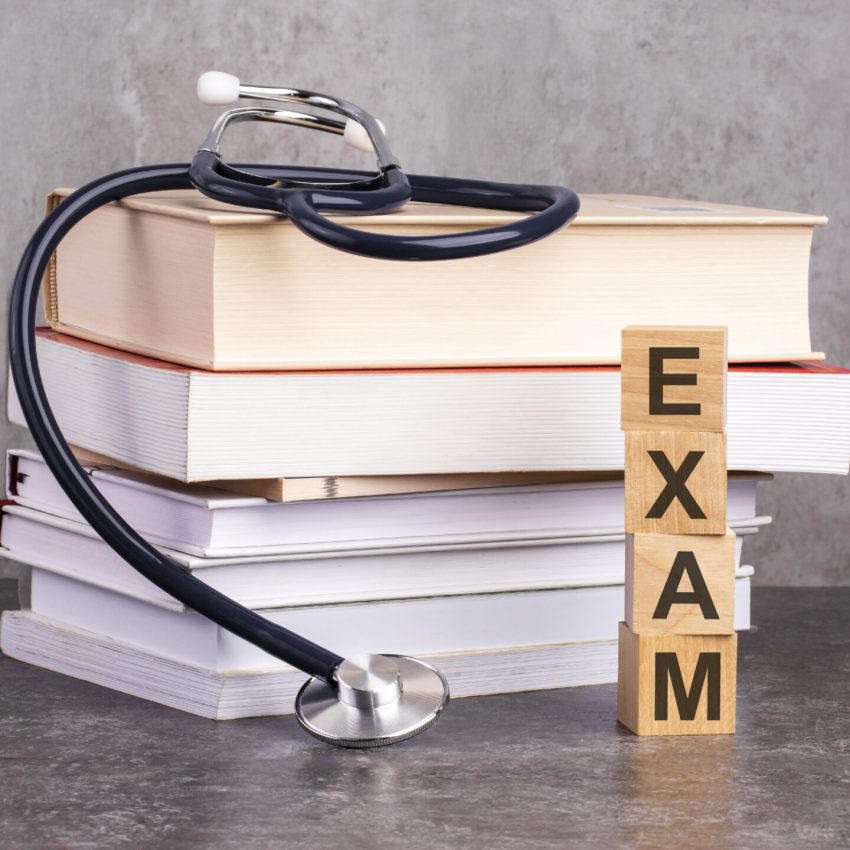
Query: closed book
45 189 825 369
10 331 850 480
68 445 618 502
0 503 765 610
12 568 753 673
0 611 622 719
6 449 769 558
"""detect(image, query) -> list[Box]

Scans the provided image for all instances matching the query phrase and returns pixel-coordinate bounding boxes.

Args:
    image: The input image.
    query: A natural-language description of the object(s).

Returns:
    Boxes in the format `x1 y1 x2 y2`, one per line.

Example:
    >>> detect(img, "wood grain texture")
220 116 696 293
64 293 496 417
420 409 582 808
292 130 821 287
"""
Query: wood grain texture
617 623 737 735
621 326 727 432
625 530 736 634
625 431 727 534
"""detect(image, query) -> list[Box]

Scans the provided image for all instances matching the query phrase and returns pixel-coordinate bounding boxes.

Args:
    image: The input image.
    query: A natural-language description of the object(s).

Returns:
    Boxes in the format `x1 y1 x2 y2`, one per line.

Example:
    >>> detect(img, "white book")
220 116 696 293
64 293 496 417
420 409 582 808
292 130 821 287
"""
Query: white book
0 611 622 719
0 503 765 611
6 449 770 557
20 567 753 673
9 332 850 480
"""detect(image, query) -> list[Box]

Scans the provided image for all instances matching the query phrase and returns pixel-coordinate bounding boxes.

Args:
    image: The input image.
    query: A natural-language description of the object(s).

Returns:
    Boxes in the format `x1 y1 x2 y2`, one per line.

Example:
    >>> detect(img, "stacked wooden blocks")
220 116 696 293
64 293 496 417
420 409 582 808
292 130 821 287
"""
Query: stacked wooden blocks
617 326 736 735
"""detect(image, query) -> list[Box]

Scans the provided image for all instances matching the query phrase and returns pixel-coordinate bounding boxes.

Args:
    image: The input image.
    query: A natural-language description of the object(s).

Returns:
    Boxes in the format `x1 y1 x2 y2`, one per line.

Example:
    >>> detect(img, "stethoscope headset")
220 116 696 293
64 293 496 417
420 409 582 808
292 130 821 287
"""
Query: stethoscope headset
9 72 580 748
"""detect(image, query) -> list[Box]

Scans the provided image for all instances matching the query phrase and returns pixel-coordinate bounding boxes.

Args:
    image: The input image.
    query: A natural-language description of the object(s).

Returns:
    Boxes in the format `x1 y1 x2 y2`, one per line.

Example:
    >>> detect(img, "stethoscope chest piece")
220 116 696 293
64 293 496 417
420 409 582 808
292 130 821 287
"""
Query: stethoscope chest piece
295 654 449 748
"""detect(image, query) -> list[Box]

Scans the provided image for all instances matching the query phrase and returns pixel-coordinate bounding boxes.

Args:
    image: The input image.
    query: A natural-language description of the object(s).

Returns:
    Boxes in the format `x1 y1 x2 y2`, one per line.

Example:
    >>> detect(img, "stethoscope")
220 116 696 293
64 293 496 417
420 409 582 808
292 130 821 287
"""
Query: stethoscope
9 72 580 748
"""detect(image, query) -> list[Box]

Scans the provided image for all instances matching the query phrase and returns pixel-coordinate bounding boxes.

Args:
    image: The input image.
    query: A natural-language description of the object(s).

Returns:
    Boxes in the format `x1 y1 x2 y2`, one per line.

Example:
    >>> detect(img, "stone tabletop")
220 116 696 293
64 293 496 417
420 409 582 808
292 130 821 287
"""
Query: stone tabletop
0 582 847 849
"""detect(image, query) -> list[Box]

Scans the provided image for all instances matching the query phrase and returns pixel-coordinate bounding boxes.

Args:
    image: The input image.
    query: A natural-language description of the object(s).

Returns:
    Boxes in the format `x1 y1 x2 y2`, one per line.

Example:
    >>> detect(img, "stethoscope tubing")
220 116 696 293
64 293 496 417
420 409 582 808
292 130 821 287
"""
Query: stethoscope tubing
191 157 581 261
8 164 346 683
9 161 579 688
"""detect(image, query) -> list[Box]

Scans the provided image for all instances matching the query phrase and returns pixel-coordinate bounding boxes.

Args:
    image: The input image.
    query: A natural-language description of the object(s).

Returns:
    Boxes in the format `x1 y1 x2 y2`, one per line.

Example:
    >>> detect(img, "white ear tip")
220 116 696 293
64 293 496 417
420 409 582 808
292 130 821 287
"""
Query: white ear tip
197 71 241 105
343 119 386 153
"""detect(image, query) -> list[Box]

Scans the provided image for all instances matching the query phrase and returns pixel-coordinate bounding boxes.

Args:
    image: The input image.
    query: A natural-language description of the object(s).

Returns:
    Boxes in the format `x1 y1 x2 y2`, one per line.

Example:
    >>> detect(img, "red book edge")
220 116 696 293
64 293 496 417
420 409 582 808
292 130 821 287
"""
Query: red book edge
34 327 850 377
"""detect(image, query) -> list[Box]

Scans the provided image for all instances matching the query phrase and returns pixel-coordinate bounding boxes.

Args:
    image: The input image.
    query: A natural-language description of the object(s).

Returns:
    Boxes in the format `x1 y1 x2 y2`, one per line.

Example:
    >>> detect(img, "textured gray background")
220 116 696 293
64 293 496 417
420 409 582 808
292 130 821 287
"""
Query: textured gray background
0 0 848 583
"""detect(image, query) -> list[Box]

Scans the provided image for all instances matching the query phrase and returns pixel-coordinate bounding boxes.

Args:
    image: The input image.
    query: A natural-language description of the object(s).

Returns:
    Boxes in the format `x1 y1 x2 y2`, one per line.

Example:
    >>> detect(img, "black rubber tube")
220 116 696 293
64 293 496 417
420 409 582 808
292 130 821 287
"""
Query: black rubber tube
9 161 580 684
8 164 346 682
190 155 581 261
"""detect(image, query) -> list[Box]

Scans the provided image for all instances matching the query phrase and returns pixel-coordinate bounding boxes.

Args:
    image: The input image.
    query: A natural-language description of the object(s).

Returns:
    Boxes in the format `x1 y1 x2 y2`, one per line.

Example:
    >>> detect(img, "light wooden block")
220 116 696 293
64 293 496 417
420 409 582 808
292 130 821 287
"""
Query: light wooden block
621 326 727 433
625 431 727 535
617 623 736 735
625 530 736 635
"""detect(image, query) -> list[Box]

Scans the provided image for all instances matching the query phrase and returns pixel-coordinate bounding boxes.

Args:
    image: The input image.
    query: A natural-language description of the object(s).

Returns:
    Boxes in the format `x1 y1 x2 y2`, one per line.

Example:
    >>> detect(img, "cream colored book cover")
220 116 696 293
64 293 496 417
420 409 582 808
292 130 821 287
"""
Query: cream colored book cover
45 189 826 370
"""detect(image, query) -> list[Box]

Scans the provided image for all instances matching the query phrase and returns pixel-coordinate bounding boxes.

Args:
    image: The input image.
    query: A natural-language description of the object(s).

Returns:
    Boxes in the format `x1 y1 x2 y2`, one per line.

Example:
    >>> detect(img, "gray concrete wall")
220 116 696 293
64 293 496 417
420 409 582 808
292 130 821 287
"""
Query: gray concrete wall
1 0 847 584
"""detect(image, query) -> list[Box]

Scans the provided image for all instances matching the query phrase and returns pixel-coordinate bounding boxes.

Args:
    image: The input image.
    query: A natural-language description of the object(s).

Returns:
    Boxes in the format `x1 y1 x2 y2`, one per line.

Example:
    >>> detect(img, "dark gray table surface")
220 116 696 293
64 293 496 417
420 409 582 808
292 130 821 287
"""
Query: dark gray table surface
0 581 847 849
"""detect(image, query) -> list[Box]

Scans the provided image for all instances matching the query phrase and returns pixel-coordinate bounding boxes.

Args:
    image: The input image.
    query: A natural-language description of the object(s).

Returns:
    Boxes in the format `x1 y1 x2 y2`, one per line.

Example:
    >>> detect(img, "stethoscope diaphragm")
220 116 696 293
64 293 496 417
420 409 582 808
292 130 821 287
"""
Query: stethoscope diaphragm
295 654 450 748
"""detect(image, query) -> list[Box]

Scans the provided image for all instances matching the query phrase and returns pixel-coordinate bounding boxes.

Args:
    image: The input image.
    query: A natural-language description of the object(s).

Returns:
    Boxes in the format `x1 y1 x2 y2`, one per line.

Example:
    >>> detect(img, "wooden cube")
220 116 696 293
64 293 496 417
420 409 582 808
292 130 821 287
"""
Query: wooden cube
625 530 736 635
625 431 727 535
617 623 736 735
621 326 727 433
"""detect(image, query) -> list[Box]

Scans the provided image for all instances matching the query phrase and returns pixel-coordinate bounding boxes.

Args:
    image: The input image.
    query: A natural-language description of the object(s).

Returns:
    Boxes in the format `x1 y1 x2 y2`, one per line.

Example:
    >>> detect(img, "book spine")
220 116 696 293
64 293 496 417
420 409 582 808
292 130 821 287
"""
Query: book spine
43 192 62 326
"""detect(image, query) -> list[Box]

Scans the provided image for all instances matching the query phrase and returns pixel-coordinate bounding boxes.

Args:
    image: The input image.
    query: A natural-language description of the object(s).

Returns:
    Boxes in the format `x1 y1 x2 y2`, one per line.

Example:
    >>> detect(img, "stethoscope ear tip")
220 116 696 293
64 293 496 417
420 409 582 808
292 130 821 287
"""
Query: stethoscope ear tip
343 118 387 153
197 70 241 105
295 654 449 748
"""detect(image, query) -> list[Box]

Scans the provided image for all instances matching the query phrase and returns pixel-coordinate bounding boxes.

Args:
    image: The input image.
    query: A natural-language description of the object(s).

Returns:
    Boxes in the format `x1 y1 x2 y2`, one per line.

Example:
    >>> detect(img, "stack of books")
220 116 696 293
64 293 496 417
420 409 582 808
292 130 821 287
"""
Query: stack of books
2 191 849 720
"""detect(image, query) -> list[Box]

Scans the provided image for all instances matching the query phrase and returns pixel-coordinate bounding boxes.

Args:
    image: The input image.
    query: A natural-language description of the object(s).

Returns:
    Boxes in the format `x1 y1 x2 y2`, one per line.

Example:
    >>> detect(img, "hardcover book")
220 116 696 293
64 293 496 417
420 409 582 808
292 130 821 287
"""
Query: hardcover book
44 190 825 370
9 331 850 480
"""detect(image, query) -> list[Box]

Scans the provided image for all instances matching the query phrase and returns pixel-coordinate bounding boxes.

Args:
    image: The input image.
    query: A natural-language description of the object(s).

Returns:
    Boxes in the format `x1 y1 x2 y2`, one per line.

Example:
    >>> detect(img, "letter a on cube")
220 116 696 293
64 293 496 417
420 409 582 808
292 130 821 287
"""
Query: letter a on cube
625 530 737 634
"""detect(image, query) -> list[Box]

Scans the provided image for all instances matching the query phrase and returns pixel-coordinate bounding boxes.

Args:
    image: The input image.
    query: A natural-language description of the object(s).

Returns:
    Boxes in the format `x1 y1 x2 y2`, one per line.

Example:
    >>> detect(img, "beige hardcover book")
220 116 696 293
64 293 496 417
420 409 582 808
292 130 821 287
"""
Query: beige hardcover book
70 445 621 502
44 190 825 370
